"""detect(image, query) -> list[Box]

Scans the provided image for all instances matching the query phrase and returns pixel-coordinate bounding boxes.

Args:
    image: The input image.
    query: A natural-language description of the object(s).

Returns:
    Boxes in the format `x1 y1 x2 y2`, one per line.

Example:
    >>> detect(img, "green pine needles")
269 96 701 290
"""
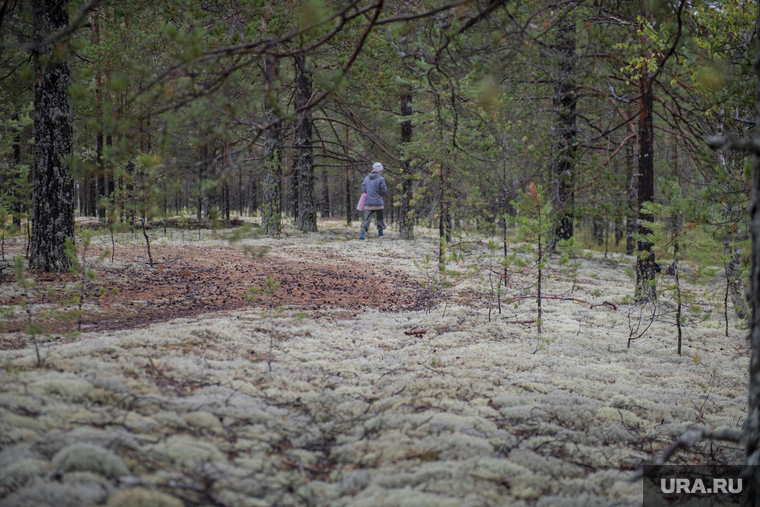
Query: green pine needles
637 181 724 355
511 182 552 335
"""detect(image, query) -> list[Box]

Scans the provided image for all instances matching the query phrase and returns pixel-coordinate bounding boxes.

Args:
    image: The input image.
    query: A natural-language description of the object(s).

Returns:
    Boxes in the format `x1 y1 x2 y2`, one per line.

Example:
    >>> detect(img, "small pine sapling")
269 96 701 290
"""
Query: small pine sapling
414 253 453 315
497 245 520 313
640 182 719 355
245 276 281 373
208 205 222 238
414 241 479 316
556 236 583 293
0 203 20 263
12 256 42 366
485 239 502 322
130 154 163 266
718 201 749 333
511 182 553 334
101 190 124 263
722 237 748 335
65 233 109 332
640 197 684 354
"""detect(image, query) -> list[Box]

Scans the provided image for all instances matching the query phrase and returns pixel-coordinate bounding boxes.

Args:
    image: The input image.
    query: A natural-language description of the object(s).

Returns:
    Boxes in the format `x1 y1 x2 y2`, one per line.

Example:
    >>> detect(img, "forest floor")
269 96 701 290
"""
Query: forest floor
0 218 750 507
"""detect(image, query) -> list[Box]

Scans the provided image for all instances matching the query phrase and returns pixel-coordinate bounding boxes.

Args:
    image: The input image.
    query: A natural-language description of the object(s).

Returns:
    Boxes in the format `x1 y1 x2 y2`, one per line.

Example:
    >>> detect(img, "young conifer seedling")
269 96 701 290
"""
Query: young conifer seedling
13 255 41 366
512 182 553 335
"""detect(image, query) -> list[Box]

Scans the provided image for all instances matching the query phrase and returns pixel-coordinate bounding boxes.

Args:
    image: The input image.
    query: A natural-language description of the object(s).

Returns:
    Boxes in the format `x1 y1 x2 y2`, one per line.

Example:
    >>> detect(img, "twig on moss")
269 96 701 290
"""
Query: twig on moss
629 427 744 481
405 319 534 336
509 295 617 310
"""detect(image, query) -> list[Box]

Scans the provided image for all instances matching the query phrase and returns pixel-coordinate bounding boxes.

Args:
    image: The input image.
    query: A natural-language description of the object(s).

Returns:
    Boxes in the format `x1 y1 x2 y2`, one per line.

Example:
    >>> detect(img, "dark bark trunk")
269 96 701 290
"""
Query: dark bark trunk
106 134 113 199
294 54 317 232
262 55 282 235
345 167 351 225
552 20 577 243
238 164 244 215
399 87 414 240
501 162 508 284
635 23 656 301
724 239 748 319
87 174 97 217
224 180 230 225
97 170 106 220
10 113 22 227
592 218 605 245
321 170 330 219
96 133 104 219
626 138 638 255
197 146 204 223
345 128 351 226
94 9 104 220
744 1 760 494
204 144 217 220
439 162 450 270
30 0 75 273
124 159 134 224
250 171 258 214
289 171 297 218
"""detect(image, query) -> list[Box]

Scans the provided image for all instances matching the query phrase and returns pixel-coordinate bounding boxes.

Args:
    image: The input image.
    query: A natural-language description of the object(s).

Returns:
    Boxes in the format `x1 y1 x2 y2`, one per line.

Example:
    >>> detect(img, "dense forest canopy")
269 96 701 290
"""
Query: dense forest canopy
1 0 754 253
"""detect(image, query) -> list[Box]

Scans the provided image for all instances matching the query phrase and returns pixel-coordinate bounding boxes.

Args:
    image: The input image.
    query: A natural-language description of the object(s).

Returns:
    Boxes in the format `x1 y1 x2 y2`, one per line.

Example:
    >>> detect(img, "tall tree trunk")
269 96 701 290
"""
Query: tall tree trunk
238 164 243 216
10 113 22 227
744 1 760 496
197 139 207 223
439 162 450 271
30 0 75 273
93 8 105 221
399 86 414 240
262 55 282 235
97 162 106 220
106 133 113 208
321 170 330 219
635 6 656 301
223 141 230 226
290 171 297 217
552 19 577 243
345 128 351 226
294 54 317 232
224 180 230 225
250 168 258 215
626 125 638 255
724 238 748 319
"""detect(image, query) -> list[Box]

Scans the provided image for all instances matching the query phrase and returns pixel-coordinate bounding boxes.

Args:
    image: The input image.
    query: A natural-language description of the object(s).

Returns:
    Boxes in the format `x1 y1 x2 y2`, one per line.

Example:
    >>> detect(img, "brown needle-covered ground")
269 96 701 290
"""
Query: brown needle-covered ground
0 240 424 337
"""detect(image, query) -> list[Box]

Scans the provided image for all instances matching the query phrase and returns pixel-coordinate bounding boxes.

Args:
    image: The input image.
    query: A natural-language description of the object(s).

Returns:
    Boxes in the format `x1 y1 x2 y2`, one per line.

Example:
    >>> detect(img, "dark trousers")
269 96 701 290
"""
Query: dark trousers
361 209 386 230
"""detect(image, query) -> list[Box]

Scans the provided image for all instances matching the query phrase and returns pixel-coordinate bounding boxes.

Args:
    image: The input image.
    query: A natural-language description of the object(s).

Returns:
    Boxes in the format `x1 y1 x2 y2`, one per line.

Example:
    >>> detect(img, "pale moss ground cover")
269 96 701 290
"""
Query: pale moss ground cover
0 221 749 506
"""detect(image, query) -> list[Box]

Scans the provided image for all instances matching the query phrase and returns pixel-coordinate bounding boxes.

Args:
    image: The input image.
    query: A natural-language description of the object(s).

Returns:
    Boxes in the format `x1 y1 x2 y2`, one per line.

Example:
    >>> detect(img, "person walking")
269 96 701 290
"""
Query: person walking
359 162 387 239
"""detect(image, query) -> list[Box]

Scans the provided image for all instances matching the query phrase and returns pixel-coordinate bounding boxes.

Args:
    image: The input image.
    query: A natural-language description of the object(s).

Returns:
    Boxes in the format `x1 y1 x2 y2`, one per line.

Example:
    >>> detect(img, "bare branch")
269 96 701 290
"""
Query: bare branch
707 134 760 155
629 427 744 481
650 0 685 83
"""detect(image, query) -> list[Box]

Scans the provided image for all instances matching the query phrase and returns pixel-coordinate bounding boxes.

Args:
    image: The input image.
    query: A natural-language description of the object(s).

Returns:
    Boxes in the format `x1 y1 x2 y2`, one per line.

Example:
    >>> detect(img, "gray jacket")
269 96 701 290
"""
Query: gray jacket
362 172 387 207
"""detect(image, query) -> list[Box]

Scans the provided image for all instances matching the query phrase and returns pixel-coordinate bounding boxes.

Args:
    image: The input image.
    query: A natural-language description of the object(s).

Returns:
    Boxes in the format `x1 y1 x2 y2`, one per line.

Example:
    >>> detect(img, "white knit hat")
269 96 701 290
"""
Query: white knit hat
372 162 384 172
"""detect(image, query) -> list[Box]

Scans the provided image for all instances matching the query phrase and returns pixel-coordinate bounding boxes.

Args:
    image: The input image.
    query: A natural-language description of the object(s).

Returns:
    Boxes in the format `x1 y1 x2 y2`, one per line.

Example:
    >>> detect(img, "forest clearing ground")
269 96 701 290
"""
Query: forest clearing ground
0 220 751 507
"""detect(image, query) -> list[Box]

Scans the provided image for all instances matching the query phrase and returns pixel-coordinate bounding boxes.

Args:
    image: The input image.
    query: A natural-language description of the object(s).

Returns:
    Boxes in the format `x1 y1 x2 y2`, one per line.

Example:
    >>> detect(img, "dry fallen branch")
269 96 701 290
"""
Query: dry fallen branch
509 295 617 310
405 320 535 335
629 427 744 481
